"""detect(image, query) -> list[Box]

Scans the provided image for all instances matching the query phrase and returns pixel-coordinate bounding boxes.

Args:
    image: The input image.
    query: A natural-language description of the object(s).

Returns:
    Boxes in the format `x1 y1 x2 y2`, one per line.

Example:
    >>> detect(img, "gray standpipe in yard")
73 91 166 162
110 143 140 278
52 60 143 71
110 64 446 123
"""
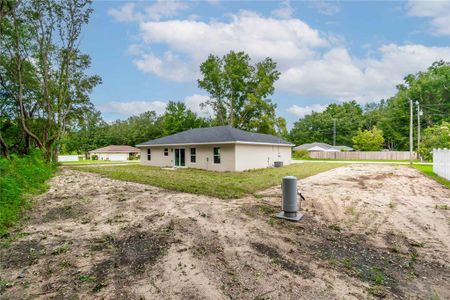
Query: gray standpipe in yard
276 176 303 221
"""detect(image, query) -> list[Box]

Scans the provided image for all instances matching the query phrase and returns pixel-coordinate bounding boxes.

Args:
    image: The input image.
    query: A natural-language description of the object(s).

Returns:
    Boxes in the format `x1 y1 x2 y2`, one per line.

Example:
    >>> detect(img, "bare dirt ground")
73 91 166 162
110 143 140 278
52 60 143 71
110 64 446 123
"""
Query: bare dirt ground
1 165 449 299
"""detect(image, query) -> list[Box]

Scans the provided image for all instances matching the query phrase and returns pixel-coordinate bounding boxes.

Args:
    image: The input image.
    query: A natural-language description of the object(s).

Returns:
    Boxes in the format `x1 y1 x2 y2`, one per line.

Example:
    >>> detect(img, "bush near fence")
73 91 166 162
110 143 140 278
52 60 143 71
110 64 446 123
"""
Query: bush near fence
433 149 450 180
309 151 417 160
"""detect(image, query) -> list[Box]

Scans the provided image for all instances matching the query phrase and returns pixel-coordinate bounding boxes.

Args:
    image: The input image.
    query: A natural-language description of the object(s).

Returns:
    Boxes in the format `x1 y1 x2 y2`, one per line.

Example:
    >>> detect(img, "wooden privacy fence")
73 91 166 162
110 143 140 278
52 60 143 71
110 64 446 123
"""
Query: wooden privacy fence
433 149 450 180
309 151 417 160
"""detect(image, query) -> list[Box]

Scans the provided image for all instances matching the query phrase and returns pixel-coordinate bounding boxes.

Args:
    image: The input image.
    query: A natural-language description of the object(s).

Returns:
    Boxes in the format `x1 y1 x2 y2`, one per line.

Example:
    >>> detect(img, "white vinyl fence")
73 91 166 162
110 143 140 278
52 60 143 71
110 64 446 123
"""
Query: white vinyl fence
58 155 79 162
309 151 416 160
433 149 450 180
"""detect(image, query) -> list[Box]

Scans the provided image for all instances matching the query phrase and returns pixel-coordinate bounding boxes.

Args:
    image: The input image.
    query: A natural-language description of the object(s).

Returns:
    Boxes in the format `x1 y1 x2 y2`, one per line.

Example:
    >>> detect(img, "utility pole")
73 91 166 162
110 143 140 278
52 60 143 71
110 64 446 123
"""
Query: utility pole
416 101 423 161
333 119 336 146
409 99 413 165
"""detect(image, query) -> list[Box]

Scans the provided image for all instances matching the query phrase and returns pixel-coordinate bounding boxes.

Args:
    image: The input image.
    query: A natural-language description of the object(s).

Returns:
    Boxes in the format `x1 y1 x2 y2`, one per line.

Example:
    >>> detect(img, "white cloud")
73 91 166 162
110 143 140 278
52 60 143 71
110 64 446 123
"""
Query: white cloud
134 11 328 80
407 0 450 36
184 94 213 116
108 3 138 22
133 51 193 82
311 1 341 16
287 104 327 118
114 8 450 103
98 101 168 117
279 44 450 102
108 1 189 23
144 0 189 21
271 0 294 19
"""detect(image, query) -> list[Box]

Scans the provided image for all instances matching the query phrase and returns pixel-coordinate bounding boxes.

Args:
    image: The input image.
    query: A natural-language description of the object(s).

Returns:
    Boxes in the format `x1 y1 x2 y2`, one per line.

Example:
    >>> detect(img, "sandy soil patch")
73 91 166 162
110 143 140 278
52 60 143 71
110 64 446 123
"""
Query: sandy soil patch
1 165 449 299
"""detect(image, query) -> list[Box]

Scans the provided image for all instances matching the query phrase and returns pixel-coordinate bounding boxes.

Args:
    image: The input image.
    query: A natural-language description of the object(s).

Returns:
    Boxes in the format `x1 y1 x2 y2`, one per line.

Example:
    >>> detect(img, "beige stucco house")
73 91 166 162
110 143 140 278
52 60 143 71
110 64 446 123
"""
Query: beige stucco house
136 126 293 172
89 145 140 161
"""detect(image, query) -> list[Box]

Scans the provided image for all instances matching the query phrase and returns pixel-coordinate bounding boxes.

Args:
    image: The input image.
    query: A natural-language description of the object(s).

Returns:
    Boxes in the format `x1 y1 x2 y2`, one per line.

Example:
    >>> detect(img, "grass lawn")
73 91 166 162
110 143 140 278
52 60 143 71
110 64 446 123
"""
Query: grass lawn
412 165 450 189
74 163 344 199
60 160 140 165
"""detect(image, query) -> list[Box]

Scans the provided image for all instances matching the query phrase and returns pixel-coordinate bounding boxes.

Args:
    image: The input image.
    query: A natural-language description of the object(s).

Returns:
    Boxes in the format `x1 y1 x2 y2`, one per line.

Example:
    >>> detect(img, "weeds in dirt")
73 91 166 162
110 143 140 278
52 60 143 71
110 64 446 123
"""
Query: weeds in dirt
251 242 310 276
51 243 69 255
87 224 174 292
367 285 387 298
328 224 341 232
0 279 14 293
90 234 115 251
79 274 97 282
435 204 449 210
368 267 387 285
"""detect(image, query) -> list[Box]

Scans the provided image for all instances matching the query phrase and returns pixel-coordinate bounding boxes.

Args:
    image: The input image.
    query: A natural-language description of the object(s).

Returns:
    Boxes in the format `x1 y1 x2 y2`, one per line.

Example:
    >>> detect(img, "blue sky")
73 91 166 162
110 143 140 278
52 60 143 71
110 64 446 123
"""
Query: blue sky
80 0 450 126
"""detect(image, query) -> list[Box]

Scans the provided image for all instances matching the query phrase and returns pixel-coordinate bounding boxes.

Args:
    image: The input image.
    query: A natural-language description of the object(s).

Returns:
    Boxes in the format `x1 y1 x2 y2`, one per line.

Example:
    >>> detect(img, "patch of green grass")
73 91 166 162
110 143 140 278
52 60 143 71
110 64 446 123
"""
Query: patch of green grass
0 152 55 236
412 165 450 189
368 267 387 285
75 163 343 199
51 243 70 255
79 274 97 282
435 204 449 210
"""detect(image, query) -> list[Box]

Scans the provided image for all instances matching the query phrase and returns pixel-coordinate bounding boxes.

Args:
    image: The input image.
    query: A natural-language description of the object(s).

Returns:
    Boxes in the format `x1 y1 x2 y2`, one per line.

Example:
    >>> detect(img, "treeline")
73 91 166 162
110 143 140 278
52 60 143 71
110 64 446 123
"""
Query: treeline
62 102 210 156
289 61 450 159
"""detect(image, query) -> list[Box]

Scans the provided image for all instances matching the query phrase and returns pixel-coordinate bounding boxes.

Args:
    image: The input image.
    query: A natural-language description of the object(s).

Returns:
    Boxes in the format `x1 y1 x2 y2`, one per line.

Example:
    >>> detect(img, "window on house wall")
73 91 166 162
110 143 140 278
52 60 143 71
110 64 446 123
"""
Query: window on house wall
190 148 196 163
164 148 168 156
213 147 221 164
147 148 151 160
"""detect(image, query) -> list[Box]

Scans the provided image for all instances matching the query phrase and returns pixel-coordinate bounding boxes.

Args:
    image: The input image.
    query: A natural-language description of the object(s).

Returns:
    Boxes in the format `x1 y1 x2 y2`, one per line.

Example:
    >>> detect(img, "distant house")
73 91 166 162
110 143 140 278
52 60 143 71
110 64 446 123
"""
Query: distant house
136 125 293 171
294 142 353 152
89 145 140 161
332 145 354 151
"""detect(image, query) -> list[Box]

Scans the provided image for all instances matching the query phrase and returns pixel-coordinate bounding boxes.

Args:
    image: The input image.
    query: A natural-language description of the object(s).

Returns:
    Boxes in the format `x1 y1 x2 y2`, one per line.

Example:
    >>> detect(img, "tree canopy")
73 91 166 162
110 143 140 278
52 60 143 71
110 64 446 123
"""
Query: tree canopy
352 127 385 151
0 0 100 161
198 51 286 135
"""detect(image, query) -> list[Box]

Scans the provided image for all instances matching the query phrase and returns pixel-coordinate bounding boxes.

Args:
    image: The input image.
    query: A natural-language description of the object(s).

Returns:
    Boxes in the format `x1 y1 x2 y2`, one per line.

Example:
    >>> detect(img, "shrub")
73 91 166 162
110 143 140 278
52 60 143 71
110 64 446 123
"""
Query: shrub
352 127 384 151
91 155 98 160
418 121 450 161
0 151 55 236
292 149 310 159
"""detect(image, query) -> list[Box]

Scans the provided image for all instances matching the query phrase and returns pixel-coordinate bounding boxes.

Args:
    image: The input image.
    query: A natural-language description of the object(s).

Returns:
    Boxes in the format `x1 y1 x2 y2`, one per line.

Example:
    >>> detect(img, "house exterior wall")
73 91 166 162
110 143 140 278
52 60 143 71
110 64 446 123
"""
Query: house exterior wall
139 143 292 171
234 144 292 171
92 152 129 161
139 144 236 172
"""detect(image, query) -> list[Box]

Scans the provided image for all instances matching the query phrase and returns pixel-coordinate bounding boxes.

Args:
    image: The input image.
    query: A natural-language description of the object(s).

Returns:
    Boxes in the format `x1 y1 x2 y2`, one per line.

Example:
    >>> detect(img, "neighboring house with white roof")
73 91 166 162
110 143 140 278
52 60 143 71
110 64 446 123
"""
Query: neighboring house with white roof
136 125 293 172
294 142 353 152
332 145 354 151
89 145 140 161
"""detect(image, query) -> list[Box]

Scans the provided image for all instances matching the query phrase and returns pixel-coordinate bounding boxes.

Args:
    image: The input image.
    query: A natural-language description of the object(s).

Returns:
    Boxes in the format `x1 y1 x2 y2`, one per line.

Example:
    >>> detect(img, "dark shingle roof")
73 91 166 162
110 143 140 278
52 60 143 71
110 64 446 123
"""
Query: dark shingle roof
136 126 293 146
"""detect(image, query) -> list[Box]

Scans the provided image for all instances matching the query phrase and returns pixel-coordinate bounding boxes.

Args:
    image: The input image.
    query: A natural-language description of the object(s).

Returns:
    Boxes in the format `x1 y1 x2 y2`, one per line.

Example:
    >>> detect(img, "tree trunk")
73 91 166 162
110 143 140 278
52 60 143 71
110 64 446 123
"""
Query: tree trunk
0 133 9 158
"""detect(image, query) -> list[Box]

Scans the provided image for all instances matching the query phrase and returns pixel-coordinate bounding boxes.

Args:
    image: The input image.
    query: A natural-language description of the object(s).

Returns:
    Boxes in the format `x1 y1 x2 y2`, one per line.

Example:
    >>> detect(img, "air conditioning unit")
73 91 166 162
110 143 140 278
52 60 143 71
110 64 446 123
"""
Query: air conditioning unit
274 161 283 168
